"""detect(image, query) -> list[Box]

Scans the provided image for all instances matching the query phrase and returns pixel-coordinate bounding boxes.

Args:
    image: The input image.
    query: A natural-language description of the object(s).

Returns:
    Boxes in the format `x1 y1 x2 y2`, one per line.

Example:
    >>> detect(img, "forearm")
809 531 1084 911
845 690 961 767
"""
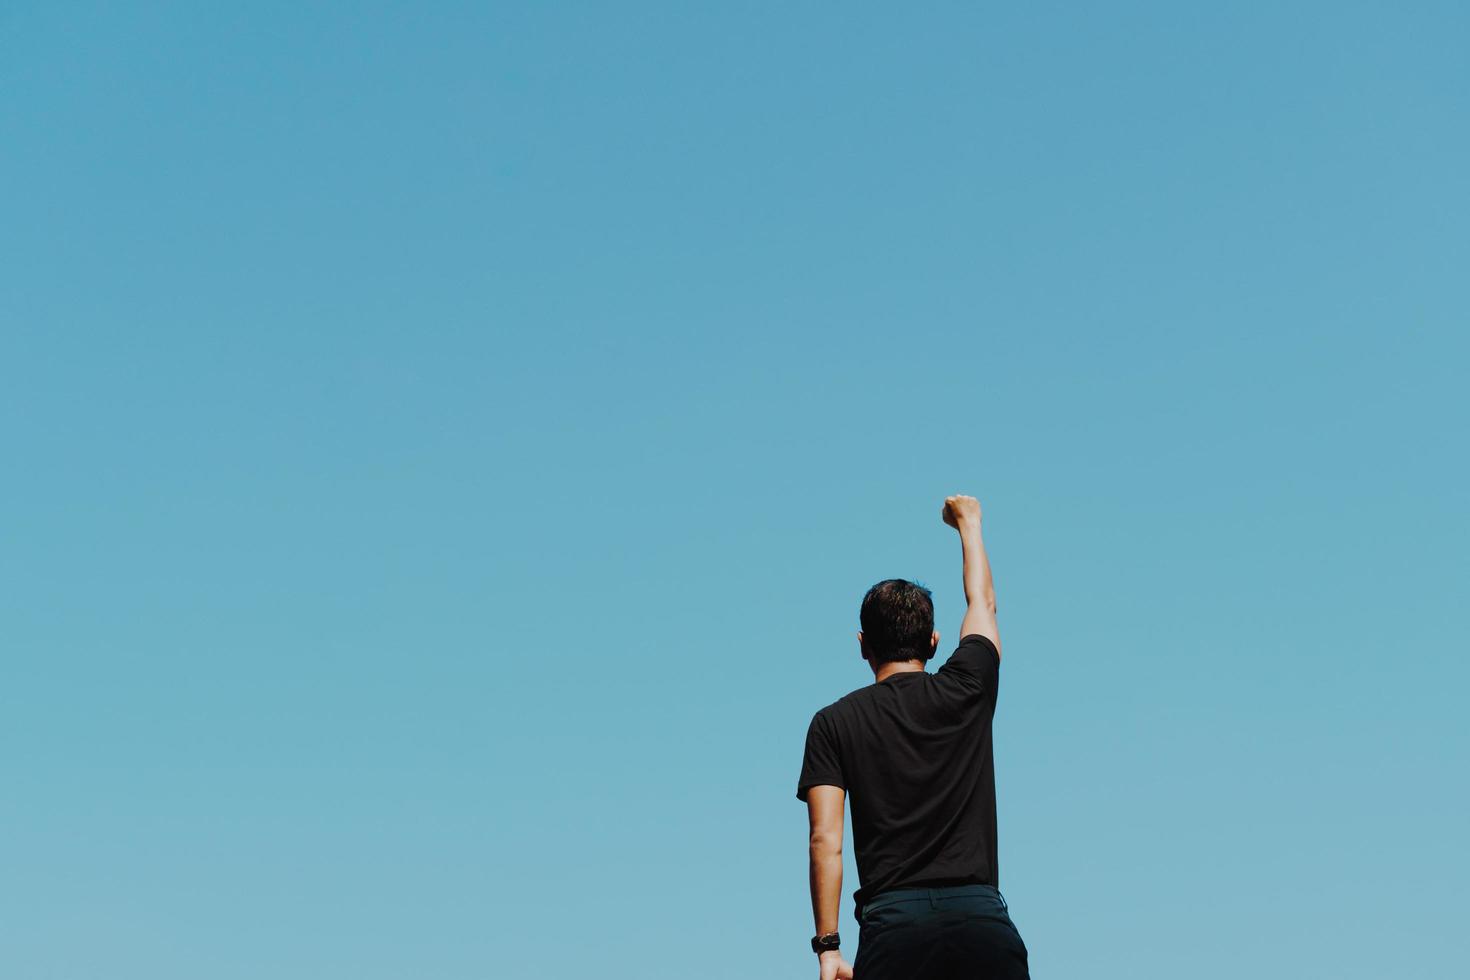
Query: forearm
808 843 842 936
956 519 1000 654
960 526 996 613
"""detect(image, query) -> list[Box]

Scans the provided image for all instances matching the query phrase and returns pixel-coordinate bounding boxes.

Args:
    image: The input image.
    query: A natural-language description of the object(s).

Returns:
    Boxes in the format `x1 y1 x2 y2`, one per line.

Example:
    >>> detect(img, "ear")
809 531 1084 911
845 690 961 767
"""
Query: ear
931 630 940 653
857 631 866 659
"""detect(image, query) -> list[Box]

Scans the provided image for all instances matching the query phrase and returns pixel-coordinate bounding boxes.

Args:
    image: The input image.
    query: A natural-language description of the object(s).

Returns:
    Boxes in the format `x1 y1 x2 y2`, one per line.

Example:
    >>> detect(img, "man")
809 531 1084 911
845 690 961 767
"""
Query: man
796 495 1030 980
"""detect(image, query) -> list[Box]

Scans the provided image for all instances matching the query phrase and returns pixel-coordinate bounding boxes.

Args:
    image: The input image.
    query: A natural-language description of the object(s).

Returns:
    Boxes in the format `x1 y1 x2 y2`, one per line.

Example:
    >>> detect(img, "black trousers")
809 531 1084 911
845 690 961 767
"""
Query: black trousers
853 884 1030 980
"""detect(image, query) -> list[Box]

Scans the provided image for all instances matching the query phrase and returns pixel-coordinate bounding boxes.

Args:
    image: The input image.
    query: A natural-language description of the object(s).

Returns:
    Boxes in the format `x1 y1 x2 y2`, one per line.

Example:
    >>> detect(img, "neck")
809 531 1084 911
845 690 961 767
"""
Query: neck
874 660 926 683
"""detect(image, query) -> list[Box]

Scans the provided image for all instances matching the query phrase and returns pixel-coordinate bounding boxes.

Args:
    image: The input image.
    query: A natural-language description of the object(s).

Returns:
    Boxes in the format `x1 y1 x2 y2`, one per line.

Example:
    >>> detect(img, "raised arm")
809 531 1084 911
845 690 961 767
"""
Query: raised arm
942 495 1001 659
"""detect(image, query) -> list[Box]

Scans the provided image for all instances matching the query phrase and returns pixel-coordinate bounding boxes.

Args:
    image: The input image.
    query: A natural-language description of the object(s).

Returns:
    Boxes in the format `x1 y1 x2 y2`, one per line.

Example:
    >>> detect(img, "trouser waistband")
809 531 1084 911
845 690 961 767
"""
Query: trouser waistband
860 883 1005 917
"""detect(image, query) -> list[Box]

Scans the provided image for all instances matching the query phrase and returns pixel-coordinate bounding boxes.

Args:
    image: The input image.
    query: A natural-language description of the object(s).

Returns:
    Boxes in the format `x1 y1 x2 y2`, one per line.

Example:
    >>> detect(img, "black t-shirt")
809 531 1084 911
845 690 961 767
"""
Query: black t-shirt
796 634 1002 917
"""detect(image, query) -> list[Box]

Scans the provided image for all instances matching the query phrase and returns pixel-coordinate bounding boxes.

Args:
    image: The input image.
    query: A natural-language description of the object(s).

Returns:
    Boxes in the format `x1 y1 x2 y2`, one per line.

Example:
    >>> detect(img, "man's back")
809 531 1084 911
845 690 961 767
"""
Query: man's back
797 632 1002 914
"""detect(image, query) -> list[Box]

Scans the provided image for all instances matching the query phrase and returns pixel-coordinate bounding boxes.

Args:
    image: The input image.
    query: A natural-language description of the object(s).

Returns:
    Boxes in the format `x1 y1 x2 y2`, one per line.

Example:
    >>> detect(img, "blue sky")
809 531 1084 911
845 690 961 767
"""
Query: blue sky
2 2 1466 977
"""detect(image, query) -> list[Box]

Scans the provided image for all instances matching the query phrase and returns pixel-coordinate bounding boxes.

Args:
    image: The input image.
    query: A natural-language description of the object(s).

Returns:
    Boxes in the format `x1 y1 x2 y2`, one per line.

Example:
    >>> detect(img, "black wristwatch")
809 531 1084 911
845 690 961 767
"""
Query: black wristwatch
811 932 841 955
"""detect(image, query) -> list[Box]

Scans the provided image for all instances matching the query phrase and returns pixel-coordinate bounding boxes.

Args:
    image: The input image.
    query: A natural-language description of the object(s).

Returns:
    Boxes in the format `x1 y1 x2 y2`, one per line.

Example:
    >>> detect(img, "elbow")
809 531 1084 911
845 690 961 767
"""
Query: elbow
808 834 842 858
968 592 996 615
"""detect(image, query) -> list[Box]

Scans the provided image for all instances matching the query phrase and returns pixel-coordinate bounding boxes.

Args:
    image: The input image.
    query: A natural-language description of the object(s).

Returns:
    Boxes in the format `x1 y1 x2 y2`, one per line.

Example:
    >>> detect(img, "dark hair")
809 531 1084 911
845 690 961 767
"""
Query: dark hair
859 579 935 664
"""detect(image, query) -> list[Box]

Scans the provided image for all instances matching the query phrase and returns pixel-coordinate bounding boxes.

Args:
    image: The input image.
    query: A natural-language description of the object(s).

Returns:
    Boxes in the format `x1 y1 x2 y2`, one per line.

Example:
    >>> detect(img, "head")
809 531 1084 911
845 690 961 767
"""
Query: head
858 579 939 669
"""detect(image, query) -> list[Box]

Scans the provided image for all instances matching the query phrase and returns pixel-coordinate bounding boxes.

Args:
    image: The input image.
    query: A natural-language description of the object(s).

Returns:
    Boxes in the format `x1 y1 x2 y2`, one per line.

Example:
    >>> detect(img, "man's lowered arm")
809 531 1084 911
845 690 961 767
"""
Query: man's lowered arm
806 785 853 979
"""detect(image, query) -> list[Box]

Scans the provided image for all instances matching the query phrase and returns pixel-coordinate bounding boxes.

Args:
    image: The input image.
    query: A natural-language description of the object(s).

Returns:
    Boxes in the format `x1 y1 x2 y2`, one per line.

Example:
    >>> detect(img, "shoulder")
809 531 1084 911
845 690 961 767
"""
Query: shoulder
933 633 1000 690
955 633 1000 662
831 683 881 711
810 685 877 724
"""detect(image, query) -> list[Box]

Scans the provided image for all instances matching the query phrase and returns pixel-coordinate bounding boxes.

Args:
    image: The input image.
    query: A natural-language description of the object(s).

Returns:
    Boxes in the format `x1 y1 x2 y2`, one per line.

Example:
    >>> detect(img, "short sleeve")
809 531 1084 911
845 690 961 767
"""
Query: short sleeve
934 633 999 694
796 710 845 801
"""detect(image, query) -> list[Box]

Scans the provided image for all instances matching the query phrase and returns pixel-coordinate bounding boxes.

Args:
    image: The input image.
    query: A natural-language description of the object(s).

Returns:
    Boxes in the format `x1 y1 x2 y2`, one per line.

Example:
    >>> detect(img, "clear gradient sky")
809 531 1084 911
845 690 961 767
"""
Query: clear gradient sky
3 3 1467 978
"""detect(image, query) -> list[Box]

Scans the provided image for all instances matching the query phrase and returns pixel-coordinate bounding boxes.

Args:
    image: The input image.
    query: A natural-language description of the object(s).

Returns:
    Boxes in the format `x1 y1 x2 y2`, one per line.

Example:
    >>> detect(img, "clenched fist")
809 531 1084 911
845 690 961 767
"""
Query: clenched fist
942 494 982 531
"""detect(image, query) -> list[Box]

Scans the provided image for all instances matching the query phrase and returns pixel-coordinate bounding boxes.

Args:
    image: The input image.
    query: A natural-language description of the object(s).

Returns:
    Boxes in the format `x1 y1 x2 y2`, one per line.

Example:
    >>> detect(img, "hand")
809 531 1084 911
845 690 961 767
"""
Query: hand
818 950 854 980
942 494 982 531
